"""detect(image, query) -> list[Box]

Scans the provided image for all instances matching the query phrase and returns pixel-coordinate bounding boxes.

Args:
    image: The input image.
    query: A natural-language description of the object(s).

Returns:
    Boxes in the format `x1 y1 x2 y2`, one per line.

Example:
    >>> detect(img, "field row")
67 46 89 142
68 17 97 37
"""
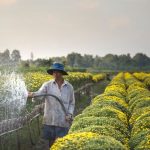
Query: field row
51 72 150 150
133 72 150 88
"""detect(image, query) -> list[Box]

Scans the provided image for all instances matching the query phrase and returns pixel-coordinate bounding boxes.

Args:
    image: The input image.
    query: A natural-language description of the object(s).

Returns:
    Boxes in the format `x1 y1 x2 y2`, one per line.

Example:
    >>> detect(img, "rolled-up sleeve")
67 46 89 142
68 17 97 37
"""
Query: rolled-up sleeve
68 87 75 115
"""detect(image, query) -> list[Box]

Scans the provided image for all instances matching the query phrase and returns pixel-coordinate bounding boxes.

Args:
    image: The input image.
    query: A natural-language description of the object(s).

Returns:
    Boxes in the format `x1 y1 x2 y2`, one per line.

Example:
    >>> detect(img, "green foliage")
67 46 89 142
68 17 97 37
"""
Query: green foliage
134 134 150 150
124 72 150 149
51 132 127 150
131 117 150 136
69 125 128 145
70 117 129 136
81 106 128 125
83 101 130 117
129 106 150 126
92 95 128 109
135 111 150 122
129 130 150 149
100 91 126 99
104 84 127 97
128 91 150 106
129 97 150 112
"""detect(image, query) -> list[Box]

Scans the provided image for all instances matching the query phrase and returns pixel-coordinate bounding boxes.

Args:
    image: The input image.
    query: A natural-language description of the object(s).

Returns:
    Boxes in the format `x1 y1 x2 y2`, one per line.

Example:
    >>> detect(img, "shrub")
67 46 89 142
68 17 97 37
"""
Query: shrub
92 95 128 109
69 125 128 145
129 97 150 112
70 117 129 136
135 111 150 122
83 101 130 117
100 91 126 100
127 87 148 100
104 85 127 97
81 106 128 125
51 132 128 150
129 130 150 149
134 134 150 150
131 117 150 136
129 106 150 126
128 90 150 104
144 77 150 87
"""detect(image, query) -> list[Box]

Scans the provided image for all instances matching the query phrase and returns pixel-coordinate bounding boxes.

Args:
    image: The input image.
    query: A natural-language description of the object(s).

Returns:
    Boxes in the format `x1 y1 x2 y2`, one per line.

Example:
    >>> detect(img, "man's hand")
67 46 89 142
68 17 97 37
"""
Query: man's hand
28 92 33 98
65 114 73 122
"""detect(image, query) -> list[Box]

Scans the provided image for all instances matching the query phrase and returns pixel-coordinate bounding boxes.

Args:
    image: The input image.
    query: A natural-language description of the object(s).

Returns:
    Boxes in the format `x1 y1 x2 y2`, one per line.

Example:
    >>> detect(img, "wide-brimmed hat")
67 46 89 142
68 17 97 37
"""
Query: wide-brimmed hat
47 63 68 75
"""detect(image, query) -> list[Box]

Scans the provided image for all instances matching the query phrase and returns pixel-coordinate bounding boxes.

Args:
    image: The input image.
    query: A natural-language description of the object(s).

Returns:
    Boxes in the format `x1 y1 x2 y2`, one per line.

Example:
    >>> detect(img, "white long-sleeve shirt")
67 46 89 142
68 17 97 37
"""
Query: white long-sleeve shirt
32 79 75 127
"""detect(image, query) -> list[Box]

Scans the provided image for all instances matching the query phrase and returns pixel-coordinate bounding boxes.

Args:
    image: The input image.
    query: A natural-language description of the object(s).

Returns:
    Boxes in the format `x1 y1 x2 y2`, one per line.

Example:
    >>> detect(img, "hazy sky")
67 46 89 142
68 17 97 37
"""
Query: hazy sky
0 0 150 60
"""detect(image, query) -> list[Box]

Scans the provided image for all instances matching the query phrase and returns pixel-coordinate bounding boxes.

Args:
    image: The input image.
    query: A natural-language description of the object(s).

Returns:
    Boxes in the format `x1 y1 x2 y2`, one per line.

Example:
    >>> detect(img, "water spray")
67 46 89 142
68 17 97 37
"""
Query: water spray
0 72 28 121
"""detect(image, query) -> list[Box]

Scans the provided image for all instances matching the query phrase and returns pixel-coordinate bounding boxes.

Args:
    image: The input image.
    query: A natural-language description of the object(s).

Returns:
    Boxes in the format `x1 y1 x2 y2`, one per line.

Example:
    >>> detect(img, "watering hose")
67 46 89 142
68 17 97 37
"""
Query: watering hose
32 94 73 123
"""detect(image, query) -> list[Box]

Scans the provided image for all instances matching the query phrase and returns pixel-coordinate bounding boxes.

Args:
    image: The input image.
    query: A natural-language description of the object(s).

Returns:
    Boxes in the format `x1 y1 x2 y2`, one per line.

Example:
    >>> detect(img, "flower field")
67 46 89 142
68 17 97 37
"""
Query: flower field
51 72 150 150
133 72 150 88
125 73 150 149
23 72 106 91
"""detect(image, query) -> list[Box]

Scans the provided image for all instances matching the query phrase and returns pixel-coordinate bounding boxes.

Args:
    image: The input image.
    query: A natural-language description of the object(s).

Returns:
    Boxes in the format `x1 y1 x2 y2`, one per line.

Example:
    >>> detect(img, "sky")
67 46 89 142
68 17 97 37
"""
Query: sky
0 0 150 60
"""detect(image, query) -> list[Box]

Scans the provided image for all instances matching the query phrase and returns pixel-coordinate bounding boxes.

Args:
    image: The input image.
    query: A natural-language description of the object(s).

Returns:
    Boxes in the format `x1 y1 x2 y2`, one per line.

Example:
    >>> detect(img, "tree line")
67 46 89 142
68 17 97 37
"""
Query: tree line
25 52 150 71
0 49 21 67
0 49 150 71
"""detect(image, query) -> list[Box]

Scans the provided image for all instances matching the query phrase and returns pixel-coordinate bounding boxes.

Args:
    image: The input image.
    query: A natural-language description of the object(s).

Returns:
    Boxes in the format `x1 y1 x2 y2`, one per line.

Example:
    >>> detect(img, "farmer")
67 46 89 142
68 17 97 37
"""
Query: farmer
28 62 75 149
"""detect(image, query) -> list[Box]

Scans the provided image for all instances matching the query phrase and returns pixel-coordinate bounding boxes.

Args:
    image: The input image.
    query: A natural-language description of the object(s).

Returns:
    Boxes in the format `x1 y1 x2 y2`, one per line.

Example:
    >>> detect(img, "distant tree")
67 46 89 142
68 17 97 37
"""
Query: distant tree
101 54 119 70
0 49 11 65
93 55 102 68
82 54 94 68
34 58 52 67
51 56 65 64
67 52 83 67
11 50 21 65
61 57 67 66
67 53 76 67
47 56 67 67
7 49 149 71
21 60 30 68
117 54 132 70
133 53 150 69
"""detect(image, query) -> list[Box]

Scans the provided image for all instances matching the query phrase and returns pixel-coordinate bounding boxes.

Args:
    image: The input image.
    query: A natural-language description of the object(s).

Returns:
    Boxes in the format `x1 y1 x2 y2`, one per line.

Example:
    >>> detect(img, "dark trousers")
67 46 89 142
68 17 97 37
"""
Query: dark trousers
42 124 69 147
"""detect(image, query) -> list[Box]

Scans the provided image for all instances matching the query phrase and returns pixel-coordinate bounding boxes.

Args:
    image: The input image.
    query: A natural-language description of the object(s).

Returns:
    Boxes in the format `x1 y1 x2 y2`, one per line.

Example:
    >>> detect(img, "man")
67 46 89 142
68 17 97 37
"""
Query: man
28 62 75 148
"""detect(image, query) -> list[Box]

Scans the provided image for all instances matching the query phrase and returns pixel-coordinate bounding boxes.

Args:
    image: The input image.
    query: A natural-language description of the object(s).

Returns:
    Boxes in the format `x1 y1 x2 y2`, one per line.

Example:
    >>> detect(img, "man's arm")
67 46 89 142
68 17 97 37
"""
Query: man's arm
28 82 47 98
